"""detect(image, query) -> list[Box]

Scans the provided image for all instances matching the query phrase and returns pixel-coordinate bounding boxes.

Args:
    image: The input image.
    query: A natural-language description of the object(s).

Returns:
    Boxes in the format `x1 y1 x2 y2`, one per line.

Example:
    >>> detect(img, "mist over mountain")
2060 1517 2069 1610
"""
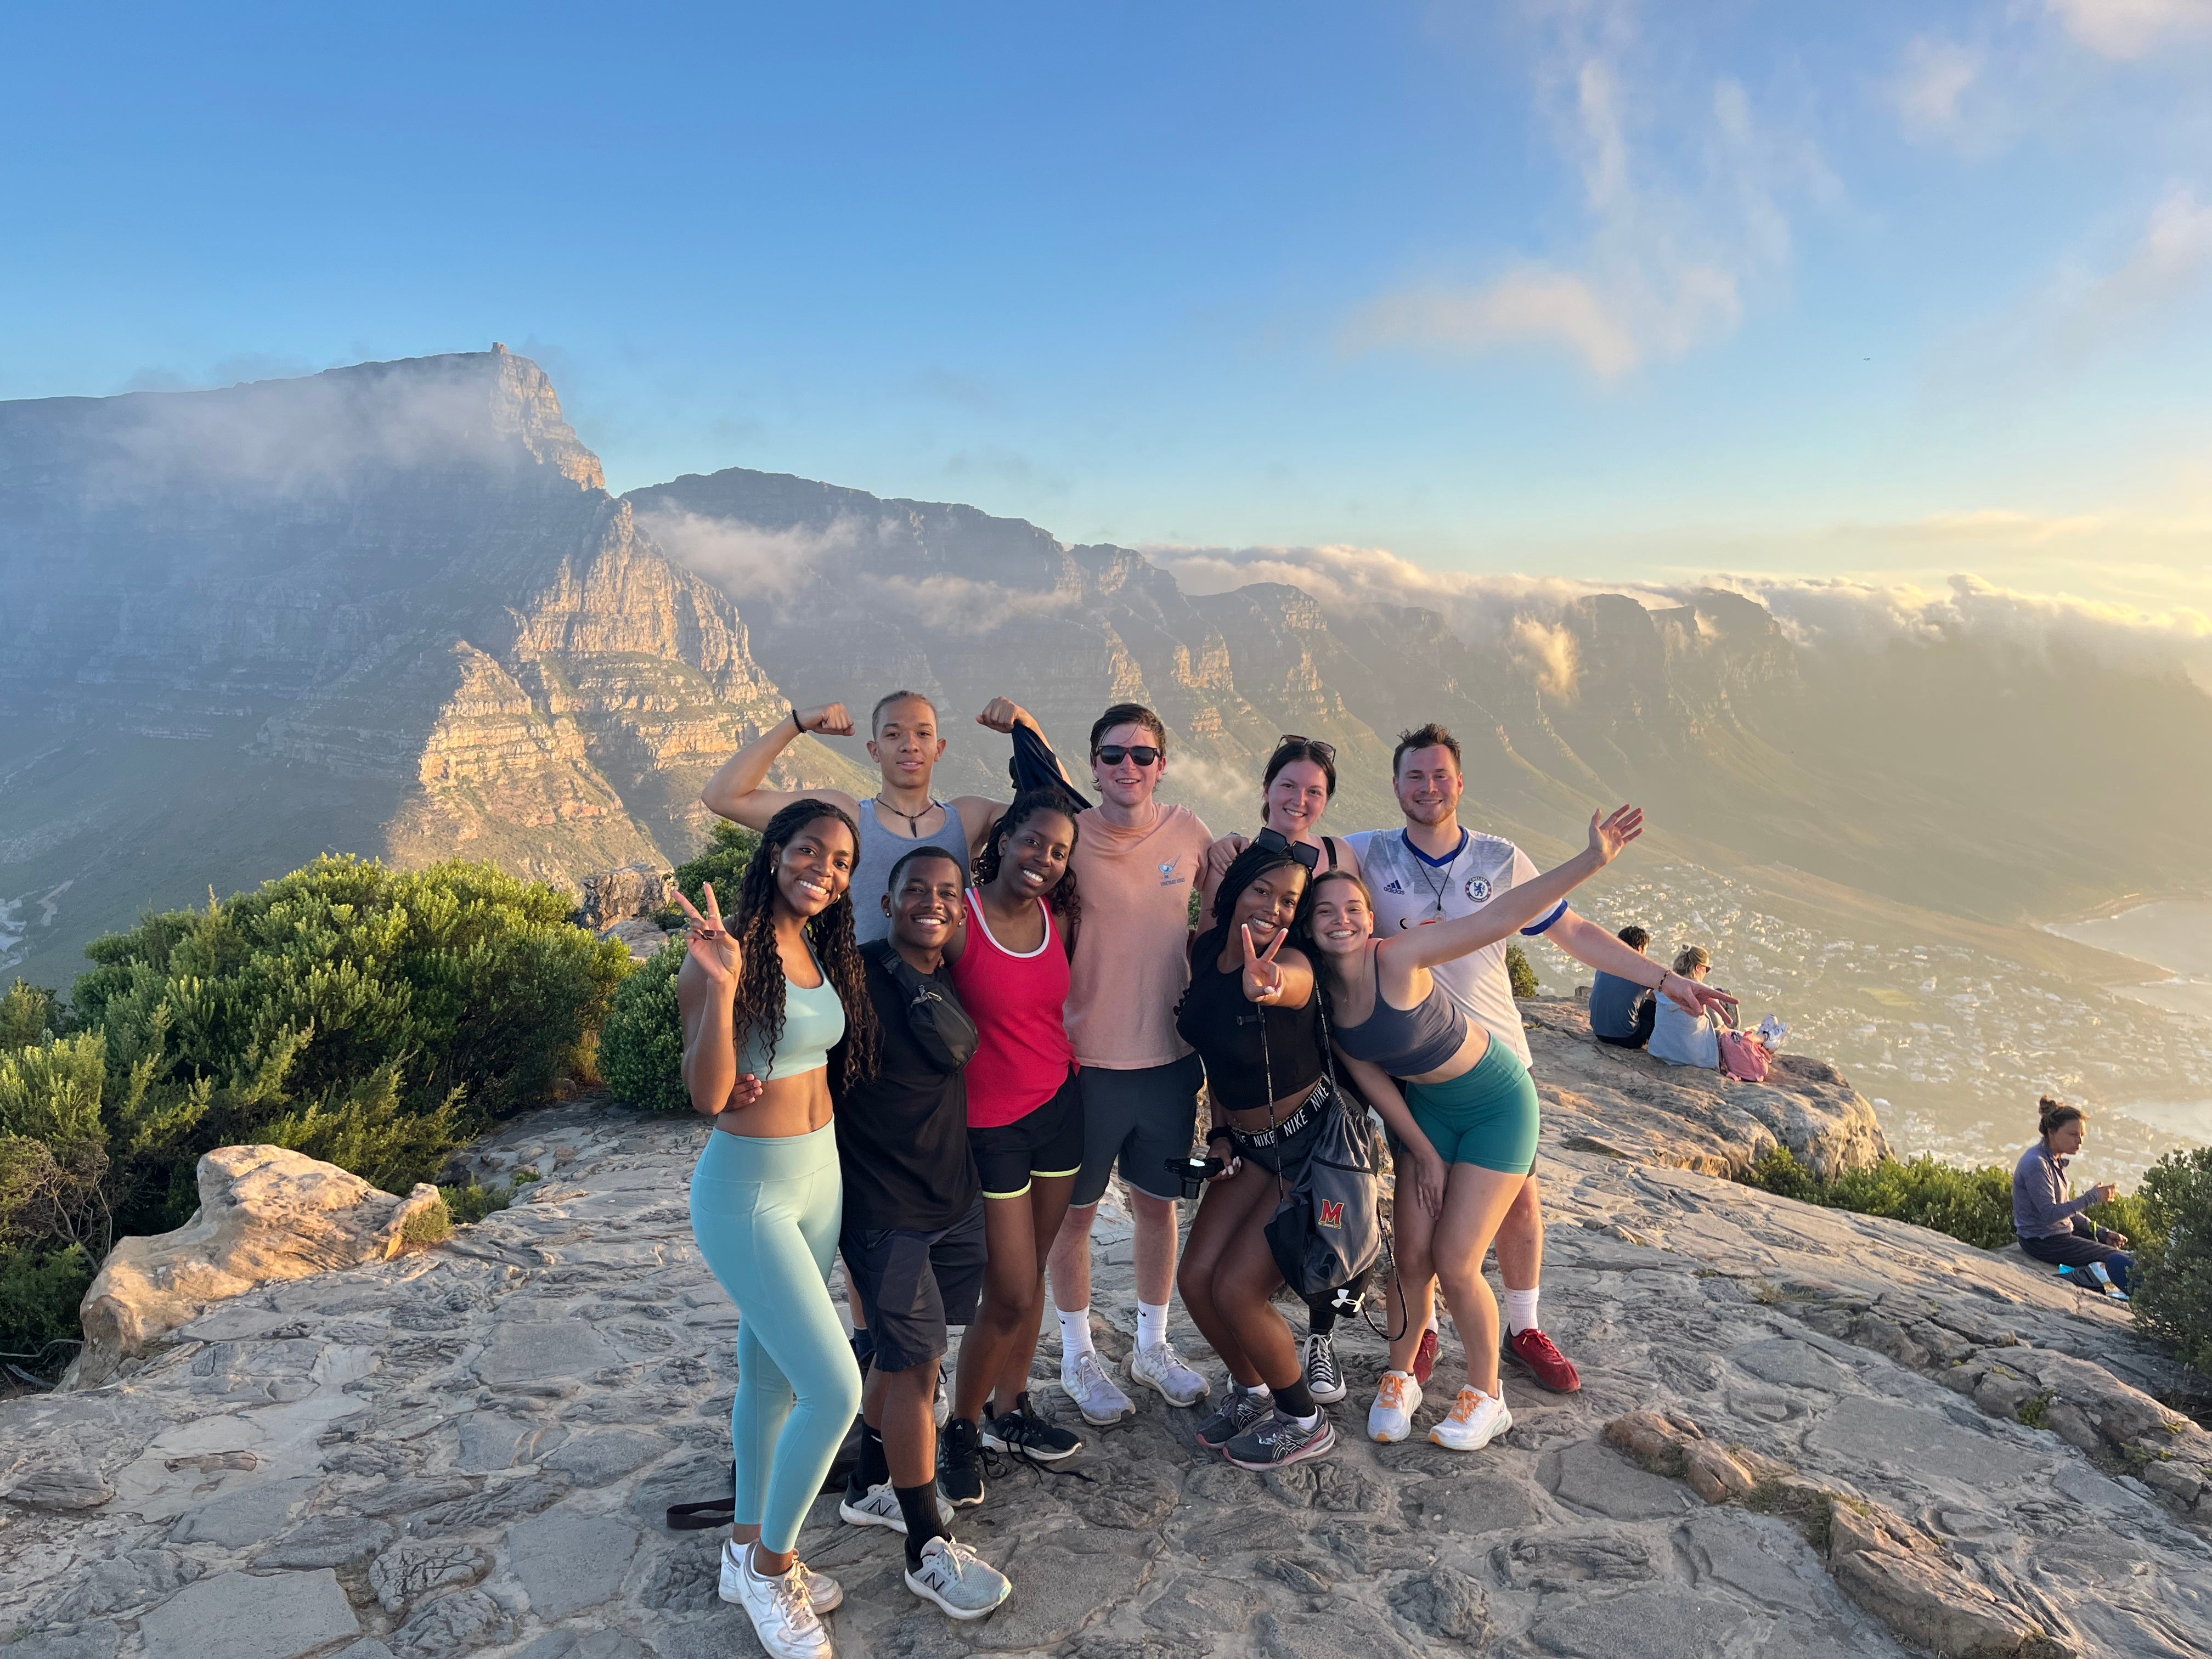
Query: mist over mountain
5 347 2210 1003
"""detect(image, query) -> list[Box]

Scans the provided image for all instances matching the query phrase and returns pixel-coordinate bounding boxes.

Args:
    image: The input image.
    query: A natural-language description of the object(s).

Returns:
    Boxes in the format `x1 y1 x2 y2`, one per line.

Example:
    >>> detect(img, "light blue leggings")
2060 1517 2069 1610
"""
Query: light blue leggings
690 1123 860 1554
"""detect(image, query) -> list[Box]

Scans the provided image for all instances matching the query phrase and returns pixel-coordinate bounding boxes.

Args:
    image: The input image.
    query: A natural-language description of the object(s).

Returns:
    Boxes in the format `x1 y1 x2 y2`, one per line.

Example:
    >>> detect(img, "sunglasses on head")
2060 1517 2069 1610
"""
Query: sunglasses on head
1252 827 1321 871
1278 733 1336 763
1094 744 1162 767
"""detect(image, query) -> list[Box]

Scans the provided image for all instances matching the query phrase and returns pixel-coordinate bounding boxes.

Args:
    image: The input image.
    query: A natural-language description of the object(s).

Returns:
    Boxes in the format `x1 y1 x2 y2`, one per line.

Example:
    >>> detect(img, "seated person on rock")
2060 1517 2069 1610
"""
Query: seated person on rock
2013 1097 2132 1296
1588 926 1657 1049
1647 946 1722 1068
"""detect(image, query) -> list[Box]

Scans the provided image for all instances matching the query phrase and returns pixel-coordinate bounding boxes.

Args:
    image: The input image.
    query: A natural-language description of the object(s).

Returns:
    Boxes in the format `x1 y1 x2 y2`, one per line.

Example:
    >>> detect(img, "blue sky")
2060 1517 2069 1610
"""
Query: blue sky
5 1 2210 611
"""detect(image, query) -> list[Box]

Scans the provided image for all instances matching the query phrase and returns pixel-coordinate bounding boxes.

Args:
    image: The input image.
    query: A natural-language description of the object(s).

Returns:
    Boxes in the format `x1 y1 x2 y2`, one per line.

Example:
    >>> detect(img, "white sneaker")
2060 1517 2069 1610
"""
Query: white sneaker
1061 1348 1135 1425
1368 1370 1422 1443
904 1534 1013 1621
1127 1339 1210 1407
1428 1386 1511 1452
720 1541 832 1658
838 1480 951 1536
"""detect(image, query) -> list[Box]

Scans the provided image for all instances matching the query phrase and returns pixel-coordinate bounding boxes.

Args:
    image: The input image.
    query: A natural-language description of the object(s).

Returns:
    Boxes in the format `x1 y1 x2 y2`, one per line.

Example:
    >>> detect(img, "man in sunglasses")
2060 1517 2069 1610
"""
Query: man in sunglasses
1345 723 1737 1396
1045 703 1218 1425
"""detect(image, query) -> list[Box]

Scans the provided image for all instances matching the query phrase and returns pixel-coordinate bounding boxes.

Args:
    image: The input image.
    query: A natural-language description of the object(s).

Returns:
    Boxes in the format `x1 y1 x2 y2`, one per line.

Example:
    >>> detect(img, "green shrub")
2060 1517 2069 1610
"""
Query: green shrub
442 1165 543 1224
600 940 691 1114
0 980 63 1049
2129 1146 2212 1374
1506 942 1538 999
0 1243 93 1373
670 820 761 916
69 855 630 1236
1741 1148 2017 1250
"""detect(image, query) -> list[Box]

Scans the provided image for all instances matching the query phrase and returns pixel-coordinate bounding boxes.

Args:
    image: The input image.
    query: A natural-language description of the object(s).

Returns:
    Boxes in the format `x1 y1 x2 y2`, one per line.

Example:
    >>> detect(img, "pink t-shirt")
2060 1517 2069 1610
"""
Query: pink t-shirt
1064 803 1214 1069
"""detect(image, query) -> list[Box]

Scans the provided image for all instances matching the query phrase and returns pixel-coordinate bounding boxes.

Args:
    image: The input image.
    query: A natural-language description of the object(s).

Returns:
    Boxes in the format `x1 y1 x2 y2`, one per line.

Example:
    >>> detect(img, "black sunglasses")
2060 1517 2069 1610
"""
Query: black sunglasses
1252 827 1321 871
1094 744 1162 767
1278 733 1337 763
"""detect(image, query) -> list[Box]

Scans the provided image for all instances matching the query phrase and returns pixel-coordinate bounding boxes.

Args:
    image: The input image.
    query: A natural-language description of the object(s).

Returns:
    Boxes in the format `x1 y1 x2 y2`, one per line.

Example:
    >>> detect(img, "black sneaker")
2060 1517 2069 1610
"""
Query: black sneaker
938 1415 986 1506
1223 1408 1337 1471
1194 1385 1273 1450
1302 1332 1346 1404
983 1393 1084 1463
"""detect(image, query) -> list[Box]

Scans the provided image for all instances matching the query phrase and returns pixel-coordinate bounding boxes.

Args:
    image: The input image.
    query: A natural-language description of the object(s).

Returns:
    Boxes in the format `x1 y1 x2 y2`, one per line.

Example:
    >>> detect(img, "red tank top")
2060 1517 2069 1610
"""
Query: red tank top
950 888 1076 1128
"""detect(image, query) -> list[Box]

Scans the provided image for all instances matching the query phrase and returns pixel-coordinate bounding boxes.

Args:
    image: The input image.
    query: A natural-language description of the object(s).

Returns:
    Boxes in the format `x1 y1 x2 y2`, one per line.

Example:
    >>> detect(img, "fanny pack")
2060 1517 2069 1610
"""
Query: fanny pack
864 939 979 1073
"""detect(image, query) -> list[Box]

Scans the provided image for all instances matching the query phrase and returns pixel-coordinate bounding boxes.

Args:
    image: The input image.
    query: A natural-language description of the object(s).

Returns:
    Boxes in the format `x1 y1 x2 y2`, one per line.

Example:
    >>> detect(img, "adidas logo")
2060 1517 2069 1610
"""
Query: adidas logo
1383 880 1404 894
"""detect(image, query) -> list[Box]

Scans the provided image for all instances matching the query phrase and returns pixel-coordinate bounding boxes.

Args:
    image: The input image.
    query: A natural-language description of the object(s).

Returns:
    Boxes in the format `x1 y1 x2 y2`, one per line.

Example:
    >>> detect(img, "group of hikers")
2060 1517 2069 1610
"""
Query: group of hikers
673 690 1741 1658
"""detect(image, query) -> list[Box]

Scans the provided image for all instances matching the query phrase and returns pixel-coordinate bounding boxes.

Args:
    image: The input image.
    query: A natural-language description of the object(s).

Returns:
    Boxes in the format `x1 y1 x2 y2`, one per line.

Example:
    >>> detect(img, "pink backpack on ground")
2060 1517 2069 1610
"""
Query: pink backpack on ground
1715 1007 1771 1082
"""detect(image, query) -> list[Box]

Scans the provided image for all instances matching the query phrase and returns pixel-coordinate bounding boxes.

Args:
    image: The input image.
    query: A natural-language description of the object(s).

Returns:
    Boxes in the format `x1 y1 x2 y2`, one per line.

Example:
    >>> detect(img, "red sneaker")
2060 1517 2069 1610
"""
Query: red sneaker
1412 1327 1440 1386
1505 1327 1581 1393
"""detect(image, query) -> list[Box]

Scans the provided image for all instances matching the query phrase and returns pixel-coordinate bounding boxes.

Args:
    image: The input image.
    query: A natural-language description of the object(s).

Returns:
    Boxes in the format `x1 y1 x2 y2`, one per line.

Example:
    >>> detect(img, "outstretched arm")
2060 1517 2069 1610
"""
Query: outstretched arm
1547 911 1739 1016
1386 806 1643 973
953 695 1064 854
699 704 864 830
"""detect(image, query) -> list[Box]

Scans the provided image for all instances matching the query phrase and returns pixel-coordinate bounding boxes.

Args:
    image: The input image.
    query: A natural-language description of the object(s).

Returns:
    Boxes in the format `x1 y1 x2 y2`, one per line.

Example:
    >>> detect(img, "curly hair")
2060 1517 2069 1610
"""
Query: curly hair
730 798 881 1090
973 789 1083 955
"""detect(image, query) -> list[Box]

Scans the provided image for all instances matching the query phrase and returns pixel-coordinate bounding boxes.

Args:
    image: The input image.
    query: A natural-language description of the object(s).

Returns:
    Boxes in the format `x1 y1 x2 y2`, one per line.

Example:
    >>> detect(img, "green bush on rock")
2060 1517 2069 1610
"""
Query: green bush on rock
1506 943 1538 1000
600 940 691 1114
1741 1148 2017 1250
2129 1146 2212 1374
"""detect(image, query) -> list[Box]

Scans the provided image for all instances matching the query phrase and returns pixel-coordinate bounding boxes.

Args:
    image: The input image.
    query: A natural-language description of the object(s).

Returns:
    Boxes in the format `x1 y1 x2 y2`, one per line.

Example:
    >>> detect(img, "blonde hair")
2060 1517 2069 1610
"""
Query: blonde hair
1672 945 1711 977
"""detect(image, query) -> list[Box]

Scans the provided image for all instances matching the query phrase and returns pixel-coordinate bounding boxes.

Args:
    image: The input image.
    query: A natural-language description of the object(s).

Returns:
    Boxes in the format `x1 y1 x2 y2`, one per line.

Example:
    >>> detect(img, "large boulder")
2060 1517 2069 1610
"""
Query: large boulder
70 1146 445 1387
576 863 676 930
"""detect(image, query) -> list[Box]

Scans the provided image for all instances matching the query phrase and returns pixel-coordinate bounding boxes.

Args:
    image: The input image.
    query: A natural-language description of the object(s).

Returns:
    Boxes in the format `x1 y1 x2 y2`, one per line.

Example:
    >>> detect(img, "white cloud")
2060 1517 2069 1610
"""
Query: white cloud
2047 0 2212 59
1886 36 1987 144
2050 185 2212 359
1343 5 1830 378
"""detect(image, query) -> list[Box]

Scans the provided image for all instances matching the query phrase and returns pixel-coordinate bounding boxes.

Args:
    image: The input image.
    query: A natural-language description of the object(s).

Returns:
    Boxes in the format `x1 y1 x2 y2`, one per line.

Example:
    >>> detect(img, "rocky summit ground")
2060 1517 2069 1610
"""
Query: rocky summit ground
5 1004 2210 1658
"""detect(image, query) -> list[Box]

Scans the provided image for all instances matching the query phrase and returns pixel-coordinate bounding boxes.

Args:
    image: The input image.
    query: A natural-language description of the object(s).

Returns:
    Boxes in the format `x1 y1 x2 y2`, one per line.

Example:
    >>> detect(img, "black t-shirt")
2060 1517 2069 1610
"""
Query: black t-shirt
832 951 979 1231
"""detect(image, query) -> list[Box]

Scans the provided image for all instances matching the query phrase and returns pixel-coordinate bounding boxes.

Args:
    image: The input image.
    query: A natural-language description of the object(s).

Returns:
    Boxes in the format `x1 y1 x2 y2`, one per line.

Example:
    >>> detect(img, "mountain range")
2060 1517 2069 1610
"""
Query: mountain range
5 348 2210 994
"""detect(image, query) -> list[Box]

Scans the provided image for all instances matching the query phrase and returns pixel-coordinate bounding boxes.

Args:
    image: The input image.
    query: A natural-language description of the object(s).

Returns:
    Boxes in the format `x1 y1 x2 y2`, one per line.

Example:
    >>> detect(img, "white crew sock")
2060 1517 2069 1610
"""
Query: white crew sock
1504 1289 1540 1336
1058 1306 1096 1361
1425 1307 1441 1334
1136 1300 1170 1351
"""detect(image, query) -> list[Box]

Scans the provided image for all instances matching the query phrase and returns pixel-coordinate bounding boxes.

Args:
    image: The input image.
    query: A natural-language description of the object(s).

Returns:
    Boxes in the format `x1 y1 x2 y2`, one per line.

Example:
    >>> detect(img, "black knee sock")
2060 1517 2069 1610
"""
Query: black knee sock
894 1482 950 1566
1273 1377 1318 1419
1306 1296 1338 1338
856 1424 889 1491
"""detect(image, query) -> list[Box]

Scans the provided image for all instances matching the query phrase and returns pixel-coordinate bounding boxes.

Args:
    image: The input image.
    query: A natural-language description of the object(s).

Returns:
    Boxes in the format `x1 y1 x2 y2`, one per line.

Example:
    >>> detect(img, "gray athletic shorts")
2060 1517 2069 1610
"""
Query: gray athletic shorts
1071 1053 1205 1206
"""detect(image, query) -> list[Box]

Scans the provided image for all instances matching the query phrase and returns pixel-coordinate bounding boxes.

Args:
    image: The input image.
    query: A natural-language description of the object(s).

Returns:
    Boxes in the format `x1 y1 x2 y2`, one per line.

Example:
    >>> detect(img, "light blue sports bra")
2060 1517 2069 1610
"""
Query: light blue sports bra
740 945 847 1081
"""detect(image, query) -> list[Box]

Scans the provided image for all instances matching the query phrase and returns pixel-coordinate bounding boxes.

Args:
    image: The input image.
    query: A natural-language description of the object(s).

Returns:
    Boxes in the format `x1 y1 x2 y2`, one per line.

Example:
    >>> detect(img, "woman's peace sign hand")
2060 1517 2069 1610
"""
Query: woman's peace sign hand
673 882 741 985
1241 923 1289 1004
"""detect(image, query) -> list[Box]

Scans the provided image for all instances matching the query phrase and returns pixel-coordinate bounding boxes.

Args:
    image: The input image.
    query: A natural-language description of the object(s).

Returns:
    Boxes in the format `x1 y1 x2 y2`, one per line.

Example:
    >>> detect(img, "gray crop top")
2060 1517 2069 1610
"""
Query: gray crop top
1330 955 1469 1076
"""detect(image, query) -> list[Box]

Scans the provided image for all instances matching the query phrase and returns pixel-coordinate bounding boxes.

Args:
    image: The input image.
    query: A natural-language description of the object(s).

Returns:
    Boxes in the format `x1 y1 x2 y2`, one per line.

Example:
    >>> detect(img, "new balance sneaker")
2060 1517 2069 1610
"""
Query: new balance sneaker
1429 1386 1511 1451
719 1541 832 1659
1061 1348 1135 1426
1194 1384 1273 1450
1301 1332 1346 1404
984 1393 1083 1463
839 1479 952 1535
904 1534 1012 1621
937 1416 986 1507
1504 1327 1582 1393
1128 1339 1211 1407
1223 1408 1337 1471
1367 1369 1422 1443
1412 1324 1440 1386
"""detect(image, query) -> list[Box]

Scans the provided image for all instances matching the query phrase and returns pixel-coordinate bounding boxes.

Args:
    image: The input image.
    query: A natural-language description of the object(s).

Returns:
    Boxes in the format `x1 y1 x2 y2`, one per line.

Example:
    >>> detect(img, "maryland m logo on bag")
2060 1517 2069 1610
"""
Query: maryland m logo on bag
1265 1080 1383 1298
1318 1198 1345 1229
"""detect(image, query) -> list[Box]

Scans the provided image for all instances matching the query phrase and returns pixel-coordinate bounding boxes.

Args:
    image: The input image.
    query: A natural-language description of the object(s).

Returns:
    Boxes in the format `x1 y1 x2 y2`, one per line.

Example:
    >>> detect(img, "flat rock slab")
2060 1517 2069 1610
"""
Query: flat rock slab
137 1568 360 1659
475 1321 617 1385
1530 1585 1758 1657
1803 1396 2041 1487
1545 1438 1700 1519
168 1474 321 1545
507 1511 641 1620
1728 1337 1862 1393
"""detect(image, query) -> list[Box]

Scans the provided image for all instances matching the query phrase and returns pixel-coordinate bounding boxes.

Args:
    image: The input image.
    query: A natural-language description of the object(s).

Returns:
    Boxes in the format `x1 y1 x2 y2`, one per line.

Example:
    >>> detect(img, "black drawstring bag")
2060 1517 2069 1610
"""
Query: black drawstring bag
1247 984 1385 1301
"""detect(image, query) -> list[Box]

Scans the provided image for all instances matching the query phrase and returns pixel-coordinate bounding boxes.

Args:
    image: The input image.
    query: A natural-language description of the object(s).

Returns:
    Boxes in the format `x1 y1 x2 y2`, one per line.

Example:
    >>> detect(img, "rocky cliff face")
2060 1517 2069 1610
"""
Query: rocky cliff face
0 353 865 977
5 1020 2203 1658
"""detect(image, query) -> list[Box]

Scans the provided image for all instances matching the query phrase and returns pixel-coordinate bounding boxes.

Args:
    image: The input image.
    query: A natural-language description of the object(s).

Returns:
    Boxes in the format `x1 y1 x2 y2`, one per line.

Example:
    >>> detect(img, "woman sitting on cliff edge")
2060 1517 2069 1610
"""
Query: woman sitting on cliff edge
2013 1098 2131 1299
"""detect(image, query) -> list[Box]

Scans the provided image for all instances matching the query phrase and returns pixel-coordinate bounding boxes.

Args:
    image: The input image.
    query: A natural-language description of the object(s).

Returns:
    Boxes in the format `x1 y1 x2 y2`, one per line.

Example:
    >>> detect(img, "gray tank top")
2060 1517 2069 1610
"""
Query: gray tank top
1331 954 1470 1075
851 799 970 945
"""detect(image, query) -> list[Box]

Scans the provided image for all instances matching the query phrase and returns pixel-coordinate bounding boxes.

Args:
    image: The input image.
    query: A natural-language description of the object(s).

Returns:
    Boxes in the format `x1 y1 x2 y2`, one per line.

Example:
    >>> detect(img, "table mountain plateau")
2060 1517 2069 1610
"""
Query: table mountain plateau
5 348 2210 991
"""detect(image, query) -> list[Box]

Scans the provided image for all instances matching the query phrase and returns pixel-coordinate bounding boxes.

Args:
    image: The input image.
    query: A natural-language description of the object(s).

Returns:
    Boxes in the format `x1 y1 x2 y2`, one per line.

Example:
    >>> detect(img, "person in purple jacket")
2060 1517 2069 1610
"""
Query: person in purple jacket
2013 1097 2132 1294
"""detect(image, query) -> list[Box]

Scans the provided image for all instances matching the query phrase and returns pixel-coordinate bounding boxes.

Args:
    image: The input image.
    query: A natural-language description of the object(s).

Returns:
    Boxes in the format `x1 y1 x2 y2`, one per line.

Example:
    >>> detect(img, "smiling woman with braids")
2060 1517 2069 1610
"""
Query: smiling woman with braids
675 798 879 1659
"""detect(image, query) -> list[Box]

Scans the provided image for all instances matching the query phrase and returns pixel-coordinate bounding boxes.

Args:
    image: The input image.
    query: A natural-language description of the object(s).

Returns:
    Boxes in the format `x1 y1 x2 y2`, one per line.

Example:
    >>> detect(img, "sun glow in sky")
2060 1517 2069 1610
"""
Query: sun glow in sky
5 2 2210 610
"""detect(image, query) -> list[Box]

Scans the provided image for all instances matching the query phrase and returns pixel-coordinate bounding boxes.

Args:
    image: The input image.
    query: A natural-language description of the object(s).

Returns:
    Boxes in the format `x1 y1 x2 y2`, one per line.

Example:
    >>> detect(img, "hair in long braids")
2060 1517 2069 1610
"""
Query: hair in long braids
973 788 1084 956
730 798 881 1090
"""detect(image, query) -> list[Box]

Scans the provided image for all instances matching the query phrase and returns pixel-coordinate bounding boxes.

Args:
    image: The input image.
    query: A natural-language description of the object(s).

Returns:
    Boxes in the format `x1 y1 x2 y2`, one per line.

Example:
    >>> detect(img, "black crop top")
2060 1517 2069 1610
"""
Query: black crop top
1175 935 1327 1112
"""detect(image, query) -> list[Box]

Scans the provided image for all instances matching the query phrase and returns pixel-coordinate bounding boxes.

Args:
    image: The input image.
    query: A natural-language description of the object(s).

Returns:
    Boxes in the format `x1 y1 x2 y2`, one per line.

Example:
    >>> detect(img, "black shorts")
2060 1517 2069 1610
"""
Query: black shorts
968 1069 1085 1200
839 1199 988 1374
